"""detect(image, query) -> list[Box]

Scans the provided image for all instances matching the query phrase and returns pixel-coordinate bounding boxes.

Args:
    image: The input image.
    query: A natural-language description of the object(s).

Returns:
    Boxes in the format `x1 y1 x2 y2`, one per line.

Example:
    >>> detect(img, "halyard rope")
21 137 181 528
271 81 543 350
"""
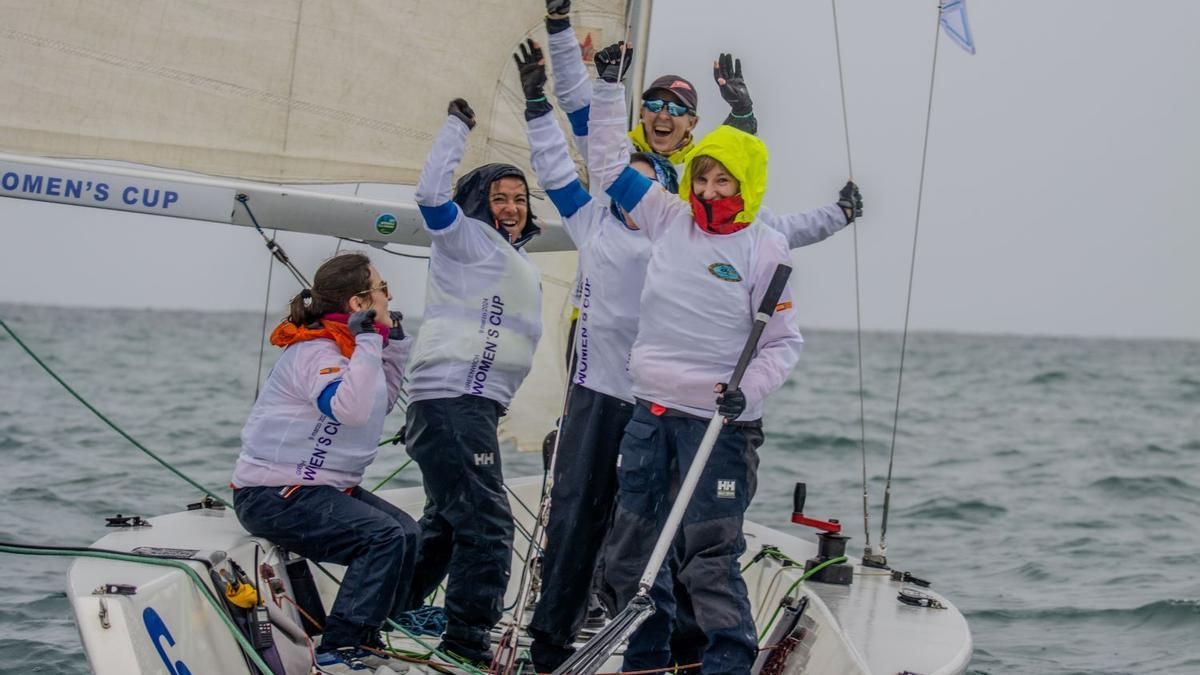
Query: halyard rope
880 5 945 554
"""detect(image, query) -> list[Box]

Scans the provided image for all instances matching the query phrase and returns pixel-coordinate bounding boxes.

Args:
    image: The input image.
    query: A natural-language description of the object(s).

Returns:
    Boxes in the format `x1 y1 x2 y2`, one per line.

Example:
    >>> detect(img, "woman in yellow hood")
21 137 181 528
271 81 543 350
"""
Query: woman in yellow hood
588 45 806 673
679 125 770 234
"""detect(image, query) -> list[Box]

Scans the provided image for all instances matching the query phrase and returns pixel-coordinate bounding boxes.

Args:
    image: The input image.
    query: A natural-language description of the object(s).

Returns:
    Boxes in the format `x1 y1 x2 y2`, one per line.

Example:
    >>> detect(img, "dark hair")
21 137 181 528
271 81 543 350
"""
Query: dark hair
287 252 373 326
629 152 657 172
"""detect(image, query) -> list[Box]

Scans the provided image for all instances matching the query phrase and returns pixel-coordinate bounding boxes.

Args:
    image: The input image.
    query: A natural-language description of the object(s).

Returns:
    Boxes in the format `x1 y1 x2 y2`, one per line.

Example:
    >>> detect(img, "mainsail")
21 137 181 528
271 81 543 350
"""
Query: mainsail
0 0 651 451
0 0 634 184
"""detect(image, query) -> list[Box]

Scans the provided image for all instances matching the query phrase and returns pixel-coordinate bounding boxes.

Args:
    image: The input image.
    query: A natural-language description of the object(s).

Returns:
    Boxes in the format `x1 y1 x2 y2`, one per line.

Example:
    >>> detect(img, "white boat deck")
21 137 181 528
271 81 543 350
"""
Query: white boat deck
67 476 970 674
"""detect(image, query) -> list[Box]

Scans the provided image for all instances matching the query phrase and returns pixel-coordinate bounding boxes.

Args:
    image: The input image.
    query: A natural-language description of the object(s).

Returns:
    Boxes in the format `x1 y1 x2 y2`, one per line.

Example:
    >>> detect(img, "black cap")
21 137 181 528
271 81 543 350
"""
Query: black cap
641 74 698 112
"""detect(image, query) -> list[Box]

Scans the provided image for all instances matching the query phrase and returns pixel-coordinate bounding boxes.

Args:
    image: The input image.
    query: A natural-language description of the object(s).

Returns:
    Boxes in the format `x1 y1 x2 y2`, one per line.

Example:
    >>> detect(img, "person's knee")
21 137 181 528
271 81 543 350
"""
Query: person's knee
366 521 410 557
395 512 421 543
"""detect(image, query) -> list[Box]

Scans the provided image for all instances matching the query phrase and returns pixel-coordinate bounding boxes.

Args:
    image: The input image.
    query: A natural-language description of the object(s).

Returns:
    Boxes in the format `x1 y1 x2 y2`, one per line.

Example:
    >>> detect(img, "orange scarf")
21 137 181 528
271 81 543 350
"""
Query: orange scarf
270 320 358 358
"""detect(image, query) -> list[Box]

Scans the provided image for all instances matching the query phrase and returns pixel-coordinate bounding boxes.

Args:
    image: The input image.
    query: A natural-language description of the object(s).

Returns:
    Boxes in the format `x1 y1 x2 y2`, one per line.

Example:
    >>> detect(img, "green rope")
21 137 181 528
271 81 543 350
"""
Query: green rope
757 555 848 641
0 543 272 674
0 318 232 509
370 458 414 493
377 431 404 447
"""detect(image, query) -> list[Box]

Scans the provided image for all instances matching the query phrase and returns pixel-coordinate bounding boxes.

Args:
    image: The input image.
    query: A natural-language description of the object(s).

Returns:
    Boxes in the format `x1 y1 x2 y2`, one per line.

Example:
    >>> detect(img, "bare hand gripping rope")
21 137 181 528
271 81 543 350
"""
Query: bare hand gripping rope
554 263 793 675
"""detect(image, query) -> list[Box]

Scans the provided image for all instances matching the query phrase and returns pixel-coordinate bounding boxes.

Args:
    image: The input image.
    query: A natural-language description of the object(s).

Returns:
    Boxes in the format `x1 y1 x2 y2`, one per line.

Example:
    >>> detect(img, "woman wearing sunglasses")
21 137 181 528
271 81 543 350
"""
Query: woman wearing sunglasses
231 251 416 673
402 97 545 667
543 0 862 249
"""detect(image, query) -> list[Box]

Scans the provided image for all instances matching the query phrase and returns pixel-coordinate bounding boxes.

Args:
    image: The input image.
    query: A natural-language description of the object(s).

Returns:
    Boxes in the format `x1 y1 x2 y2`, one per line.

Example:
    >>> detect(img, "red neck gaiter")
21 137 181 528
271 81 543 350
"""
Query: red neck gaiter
690 193 749 235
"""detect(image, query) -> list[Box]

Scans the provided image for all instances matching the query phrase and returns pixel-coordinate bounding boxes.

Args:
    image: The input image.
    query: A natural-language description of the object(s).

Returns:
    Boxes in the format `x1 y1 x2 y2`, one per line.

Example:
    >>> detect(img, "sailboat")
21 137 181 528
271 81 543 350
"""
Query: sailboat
0 1 972 672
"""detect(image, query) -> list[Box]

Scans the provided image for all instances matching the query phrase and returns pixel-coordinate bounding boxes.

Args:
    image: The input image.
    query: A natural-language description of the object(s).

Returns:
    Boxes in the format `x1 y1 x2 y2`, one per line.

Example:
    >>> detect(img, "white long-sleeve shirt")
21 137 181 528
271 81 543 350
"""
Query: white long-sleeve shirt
233 333 410 489
406 117 543 407
589 81 804 421
527 110 651 404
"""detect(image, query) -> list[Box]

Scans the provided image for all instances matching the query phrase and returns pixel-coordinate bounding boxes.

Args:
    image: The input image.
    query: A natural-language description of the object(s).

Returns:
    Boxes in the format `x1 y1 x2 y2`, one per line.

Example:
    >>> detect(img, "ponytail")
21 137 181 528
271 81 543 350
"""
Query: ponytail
285 253 373 327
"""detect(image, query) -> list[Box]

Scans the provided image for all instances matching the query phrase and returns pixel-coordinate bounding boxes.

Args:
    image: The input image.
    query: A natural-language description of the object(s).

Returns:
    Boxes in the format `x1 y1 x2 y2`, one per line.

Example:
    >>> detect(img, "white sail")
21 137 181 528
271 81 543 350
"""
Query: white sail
0 0 651 453
0 0 630 185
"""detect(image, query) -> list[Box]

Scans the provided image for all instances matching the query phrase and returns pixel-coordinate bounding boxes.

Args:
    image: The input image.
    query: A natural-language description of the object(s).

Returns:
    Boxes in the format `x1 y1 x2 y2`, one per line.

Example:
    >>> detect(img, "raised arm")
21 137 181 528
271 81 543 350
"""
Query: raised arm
413 99 493 261
714 53 758 135
544 1 594 150
517 38 599 244
415 100 473 223
590 44 684 241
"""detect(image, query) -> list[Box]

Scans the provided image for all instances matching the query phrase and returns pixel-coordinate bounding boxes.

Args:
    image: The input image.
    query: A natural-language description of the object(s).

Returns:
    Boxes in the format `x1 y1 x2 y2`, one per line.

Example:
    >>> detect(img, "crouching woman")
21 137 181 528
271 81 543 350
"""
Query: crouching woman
231 252 418 671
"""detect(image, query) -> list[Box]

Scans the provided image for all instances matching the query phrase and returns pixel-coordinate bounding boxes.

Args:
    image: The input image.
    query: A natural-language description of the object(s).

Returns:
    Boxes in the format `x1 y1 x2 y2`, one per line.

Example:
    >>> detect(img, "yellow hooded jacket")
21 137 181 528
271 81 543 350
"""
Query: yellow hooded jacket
628 125 694 166
678 125 769 225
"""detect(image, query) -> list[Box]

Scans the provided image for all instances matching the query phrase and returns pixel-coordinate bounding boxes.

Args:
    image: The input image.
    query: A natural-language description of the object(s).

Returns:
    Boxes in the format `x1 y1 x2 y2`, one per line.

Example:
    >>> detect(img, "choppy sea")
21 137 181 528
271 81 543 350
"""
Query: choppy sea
0 303 1197 674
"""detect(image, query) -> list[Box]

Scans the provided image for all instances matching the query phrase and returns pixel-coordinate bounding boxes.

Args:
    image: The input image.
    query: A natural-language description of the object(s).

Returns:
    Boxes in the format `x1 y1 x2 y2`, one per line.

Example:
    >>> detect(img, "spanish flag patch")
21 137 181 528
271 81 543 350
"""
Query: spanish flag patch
775 301 793 312
319 367 341 375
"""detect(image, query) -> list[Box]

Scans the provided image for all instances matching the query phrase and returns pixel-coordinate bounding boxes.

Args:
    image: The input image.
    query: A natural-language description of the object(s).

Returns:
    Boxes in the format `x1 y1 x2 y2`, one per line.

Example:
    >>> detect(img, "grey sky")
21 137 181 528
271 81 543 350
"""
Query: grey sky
1 0 1197 340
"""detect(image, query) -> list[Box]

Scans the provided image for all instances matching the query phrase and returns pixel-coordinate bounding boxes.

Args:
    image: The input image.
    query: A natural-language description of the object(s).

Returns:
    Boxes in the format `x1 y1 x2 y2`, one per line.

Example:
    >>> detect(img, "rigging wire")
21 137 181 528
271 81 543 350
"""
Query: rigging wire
235 194 311 288
880 5 944 555
253 231 277 401
829 0 874 554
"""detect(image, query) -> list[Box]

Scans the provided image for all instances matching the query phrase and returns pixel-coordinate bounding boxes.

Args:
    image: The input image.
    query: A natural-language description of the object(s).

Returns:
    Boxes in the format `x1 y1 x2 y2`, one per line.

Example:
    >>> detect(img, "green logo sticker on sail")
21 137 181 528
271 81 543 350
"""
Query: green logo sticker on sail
708 263 742 282
375 213 398 235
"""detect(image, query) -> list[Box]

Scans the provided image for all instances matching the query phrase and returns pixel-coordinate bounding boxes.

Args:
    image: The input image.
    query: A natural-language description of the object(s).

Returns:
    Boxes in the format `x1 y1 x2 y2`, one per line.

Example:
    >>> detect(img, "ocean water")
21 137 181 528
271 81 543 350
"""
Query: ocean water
1 303 1198 674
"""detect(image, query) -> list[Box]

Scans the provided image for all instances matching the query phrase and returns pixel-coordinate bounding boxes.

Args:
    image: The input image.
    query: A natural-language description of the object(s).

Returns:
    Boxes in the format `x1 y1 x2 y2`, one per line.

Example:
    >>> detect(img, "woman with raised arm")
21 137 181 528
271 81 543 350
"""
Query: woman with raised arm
231 251 415 674
510 38 679 672
403 98 544 667
589 45 805 674
541 0 863 247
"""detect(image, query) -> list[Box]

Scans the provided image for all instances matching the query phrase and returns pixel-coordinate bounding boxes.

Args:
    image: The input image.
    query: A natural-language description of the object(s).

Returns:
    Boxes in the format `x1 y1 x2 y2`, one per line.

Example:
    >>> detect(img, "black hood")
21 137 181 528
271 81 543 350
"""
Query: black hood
453 163 541 249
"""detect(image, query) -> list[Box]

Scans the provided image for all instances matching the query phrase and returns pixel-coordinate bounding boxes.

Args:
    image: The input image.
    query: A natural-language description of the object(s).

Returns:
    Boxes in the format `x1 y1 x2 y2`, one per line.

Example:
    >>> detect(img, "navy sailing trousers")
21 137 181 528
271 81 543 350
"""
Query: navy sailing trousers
405 395 514 658
528 384 634 669
603 404 763 674
233 484 420 650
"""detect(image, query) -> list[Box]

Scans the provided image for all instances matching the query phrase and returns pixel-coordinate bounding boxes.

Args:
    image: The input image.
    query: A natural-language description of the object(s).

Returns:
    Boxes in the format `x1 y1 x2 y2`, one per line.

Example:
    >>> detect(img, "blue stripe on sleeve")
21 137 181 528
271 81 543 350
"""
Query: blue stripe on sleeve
566 106 591 137
418 202 458 231
316 381 341 422
606 166 653 213
545 179 592 219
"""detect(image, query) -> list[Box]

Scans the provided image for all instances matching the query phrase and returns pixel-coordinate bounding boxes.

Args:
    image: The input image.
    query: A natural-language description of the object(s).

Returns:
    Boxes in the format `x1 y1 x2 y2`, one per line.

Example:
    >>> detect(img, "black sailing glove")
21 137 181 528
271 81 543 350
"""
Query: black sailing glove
714 53 753 115
448 98 476 130
594 42 633 84
715 382 747 421
388 311 406 341
715 52 757 135
514 39 552 121
545 0 571 33
838 181 863 223
348 309 378 337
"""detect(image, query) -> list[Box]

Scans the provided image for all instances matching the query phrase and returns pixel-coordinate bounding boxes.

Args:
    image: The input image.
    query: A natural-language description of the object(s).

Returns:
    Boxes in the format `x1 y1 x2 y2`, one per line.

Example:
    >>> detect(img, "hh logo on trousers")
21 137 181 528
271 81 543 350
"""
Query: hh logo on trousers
474 452 495 466
716 479 737 499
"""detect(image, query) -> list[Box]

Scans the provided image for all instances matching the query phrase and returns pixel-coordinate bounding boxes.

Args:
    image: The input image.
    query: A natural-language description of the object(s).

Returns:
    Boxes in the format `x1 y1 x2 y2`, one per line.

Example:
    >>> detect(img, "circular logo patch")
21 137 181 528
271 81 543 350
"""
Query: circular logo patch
707 263 742 282
375 213 398 235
